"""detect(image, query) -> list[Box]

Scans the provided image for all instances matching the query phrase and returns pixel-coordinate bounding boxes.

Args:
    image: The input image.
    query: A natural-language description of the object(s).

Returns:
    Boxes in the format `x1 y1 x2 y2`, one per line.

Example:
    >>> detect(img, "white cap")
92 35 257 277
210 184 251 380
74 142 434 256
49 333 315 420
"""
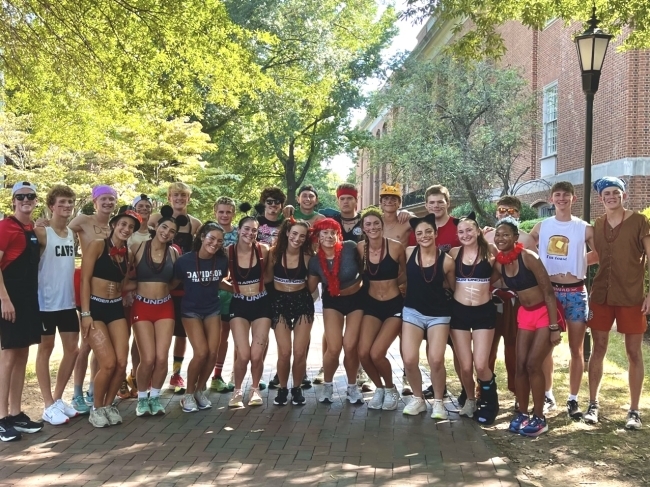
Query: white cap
12 181 37 196
132 194 152 206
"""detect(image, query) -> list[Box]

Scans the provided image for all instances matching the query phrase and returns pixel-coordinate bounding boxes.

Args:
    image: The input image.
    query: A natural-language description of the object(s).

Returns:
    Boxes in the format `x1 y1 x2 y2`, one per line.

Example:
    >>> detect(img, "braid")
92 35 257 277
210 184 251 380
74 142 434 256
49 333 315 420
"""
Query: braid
363 234 370 273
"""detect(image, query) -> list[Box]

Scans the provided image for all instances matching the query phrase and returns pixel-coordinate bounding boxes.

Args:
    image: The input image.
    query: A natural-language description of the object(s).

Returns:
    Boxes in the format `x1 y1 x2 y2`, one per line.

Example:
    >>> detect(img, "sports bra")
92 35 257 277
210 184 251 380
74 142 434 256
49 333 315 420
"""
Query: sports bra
365 239 399 281
92 240 128 283
502 253 538 291
228 244 265 294
135 241 175 283
455 247 492 283
273 253 308 285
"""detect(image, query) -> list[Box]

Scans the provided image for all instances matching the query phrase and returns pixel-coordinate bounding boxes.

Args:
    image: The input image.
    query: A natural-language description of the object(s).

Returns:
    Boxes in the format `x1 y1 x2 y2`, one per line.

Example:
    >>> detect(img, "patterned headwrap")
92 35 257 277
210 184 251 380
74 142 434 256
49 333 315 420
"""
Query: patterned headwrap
593 177 625 195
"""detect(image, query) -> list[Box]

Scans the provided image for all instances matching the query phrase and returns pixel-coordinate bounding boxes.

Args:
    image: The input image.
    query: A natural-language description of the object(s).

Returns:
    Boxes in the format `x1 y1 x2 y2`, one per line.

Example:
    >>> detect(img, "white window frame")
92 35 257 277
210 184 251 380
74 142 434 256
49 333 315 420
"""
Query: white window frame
542 82 558 158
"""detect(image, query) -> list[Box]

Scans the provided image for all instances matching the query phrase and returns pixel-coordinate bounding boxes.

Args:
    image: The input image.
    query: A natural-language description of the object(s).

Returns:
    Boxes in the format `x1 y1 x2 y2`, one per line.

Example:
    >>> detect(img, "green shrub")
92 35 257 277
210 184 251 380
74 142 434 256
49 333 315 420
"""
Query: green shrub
519 217 544 233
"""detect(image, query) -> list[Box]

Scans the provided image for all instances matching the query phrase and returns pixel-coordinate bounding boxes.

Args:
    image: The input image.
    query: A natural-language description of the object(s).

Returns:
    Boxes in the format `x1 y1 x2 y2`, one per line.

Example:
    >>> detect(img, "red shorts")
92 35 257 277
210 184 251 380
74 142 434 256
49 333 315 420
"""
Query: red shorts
74 267 81 307
588 301 648 334
517 299 566 332
131 295 175 323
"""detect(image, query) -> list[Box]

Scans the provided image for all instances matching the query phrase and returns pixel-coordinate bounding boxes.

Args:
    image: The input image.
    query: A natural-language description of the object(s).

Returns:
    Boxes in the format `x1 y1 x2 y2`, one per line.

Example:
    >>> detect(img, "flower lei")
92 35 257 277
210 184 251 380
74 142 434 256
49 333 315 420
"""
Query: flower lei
318 242 343 296
496 242 524 265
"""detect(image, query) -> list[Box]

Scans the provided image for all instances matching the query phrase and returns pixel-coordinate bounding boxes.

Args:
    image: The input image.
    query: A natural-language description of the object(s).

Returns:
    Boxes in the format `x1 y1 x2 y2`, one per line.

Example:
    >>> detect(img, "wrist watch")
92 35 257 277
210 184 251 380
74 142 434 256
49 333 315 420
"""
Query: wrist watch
80 311 91 318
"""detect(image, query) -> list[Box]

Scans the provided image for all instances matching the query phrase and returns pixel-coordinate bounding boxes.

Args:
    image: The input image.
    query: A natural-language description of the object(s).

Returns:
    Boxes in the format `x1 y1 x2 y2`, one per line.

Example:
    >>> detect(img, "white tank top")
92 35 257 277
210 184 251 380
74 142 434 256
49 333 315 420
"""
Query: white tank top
538 216 589 280
38 226 76 311
128 229 151 247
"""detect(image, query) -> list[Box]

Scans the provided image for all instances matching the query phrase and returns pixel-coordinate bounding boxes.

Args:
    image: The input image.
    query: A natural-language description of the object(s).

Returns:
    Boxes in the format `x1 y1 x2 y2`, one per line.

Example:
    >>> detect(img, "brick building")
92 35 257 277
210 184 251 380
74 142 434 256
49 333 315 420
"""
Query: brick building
357 17 650 218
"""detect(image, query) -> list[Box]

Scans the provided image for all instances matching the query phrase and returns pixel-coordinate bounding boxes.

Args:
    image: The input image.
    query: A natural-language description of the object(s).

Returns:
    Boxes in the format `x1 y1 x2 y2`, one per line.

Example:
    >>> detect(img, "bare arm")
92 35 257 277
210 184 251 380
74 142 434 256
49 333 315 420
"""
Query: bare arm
308 274 320 294
80 240 103 338
148 213 161 228
585 225 599 265
641 235 650 314
392 241 407 286
529 222 541 245
265 246 276 283
442 253 456 292
0 251 15 323
68 214 88 234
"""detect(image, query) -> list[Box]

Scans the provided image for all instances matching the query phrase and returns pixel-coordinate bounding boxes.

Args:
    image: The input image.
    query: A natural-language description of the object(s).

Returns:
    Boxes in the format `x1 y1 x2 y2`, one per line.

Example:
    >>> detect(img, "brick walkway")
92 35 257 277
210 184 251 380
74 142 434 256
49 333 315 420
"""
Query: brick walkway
0 315 520 486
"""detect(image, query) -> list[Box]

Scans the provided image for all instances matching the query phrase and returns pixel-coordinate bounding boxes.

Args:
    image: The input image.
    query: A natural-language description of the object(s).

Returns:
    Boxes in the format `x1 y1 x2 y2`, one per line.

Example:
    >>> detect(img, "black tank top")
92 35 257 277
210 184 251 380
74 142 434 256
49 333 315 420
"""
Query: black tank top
455 247 492 283
273 253 307 285
365 239 399 281
228 244 265 294
502 253 538 291
173 231 193 254
92 240 128 283
135 241 175 283
404 246 451 317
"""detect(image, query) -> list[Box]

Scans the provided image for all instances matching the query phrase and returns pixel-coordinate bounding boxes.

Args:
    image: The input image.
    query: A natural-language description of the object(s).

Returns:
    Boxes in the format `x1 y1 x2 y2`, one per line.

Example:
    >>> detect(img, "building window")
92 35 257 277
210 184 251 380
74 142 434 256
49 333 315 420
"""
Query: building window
543 83 558 157
538 204 556 217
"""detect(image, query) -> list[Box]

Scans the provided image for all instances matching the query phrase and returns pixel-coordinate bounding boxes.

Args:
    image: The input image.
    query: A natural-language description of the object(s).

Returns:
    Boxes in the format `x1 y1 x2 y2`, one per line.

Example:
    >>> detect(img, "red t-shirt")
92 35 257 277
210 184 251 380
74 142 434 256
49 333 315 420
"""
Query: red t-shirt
0 218 33 271
435 217 460 253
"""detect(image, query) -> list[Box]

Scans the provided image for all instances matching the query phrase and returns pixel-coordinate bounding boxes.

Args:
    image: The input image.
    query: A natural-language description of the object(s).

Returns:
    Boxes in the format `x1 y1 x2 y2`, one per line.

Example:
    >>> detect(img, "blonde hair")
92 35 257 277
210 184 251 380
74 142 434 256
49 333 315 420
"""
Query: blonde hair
167 182 192 197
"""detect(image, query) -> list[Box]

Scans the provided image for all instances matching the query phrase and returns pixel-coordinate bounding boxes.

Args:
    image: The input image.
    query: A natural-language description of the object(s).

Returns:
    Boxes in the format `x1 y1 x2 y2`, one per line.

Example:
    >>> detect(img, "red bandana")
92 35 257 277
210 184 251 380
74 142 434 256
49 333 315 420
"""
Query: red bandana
109 246 127 257
496 242 524 265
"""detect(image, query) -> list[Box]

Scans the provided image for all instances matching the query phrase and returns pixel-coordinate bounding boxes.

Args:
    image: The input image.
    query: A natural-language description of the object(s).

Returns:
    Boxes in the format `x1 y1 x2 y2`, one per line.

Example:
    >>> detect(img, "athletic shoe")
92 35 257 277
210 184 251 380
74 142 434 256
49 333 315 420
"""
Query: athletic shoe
403 397 427 416
84 391 94 406
423 385 434 400
43 403 70 426
274 387 289 406
625 410 642 430
211 376 234 393
357 369 370 386
368 388 385 410
313 367 325 384
72 395 90 415
105 406 122 425
55 399 79 418
117 380 131 400
459 399 477 418
88 408 110 428
181 394 199 413
194 390 212 410
136 398 152 417
126 373 138 398
169 373 185 393
0 417 21 441
508 413 529 433
291 387 306 406
347 385 364 405
584 401 599 424
361 380 375 393
258 380 267 391
566 399 582 419
457 387 467 407
228 390 244 408
401 375 413 396
248 388 263 406
148 397 166 416
318 384 334 404
520 415 548 437
431 399 447 420
543 396 557 413
382 386 400 411
268 374 280 390
9 412 44 433
302 374 312 388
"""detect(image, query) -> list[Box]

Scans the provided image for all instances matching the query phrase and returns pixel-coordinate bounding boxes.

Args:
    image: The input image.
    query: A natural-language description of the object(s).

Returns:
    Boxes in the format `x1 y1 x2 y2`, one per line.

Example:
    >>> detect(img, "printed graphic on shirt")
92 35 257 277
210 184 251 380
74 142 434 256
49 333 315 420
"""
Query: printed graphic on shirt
55 245 75 257
185 269 223 283
547 235 570 258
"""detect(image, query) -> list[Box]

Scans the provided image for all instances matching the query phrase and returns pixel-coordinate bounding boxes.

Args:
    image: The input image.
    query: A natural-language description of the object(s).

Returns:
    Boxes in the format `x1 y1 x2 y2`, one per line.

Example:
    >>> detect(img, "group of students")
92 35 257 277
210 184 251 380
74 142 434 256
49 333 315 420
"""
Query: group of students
0 175 647 442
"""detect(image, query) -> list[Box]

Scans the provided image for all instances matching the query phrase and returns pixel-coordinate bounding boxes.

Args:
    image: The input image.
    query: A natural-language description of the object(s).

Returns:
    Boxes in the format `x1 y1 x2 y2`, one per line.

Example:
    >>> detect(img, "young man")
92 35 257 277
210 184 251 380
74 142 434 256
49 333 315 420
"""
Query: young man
0 182 45 441
423 185 460 252
293 185 325 225
333 183 363 242
68 184 118 413
257 187 286 246
149 182 201 392
35 185 82 425
529 182 596 419
379 183 412 247
586 177 650 429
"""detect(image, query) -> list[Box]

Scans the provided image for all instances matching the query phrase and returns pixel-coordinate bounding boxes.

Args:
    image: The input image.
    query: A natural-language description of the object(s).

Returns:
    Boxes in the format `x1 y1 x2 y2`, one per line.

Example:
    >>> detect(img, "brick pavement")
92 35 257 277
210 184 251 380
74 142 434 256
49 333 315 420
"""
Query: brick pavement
0 315 521 486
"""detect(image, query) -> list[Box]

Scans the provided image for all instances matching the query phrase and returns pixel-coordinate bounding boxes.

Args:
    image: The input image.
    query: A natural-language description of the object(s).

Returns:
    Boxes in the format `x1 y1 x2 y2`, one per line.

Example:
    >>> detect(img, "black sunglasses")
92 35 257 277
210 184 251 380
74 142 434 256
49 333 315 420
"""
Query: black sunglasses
15 193 37 201
265 199 282 206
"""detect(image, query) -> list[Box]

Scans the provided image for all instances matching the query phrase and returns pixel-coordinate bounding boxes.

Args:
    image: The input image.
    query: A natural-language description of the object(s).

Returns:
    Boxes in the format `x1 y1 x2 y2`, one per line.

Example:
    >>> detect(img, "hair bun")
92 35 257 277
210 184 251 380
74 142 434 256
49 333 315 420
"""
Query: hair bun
175 215 189 227
254 203 265 215
239 202 252 214
160 205 173 219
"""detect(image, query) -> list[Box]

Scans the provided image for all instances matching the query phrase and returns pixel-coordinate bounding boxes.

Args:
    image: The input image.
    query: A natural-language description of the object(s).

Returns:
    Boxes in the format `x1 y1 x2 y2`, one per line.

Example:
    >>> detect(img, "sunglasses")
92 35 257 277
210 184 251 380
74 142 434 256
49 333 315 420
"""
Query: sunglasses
497 207 518 215
15 193 37 201
265 199 282 206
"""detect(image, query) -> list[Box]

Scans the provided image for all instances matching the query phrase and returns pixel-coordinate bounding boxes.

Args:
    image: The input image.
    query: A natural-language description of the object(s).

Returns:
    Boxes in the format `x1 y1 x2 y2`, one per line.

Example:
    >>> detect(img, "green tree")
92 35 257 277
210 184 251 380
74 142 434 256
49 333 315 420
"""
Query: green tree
368 56 536 222
402 1 650 59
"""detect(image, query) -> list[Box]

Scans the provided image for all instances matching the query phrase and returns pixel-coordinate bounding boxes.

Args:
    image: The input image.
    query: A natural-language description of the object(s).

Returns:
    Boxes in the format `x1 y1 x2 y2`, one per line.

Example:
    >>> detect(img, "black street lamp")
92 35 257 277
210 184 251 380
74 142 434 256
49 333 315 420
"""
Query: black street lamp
574 6 612 222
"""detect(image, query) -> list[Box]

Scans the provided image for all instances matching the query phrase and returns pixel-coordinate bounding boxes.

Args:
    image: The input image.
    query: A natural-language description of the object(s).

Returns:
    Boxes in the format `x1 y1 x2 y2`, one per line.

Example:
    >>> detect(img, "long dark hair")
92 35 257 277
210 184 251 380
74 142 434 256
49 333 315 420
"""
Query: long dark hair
192 221 226 256
360 207 384 273
457 217 490 262
272 219 313 263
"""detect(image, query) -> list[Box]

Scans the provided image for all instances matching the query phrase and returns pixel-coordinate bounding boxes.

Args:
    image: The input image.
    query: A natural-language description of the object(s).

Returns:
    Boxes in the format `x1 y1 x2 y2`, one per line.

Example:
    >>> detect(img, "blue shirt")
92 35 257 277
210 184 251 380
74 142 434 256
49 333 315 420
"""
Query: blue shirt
174 251 228 315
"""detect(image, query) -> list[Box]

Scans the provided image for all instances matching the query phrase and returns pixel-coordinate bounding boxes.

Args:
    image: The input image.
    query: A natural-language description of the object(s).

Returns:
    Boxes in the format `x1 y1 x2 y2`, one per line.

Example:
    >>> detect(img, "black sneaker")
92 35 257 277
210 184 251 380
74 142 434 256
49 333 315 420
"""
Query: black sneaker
0 417 21 442
273 387 289 406
566 399 582 419
268 374 280 390
423 385 434 400
457 387 467 408
9 412 44 434
301 374 312 389
291 386 306 406
584 401 599 424
543 396 557 414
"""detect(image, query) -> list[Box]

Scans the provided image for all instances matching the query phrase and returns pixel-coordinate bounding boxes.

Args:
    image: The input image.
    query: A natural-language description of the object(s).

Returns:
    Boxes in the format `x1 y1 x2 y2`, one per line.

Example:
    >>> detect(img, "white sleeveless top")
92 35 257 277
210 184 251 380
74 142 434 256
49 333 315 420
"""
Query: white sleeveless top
538 216 589 280
128 229 151 247
38 226 76 311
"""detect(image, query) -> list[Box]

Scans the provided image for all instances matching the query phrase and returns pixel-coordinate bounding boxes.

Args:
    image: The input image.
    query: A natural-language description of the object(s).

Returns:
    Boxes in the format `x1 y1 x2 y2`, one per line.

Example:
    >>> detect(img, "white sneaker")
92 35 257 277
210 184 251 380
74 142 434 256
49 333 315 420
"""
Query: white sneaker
228 389 244 408
431 399 447 420
248 388 263 406
401 375 413 395
382 386 400 411
181 394 199 413
194 391 212 410
403 396 427 416
88 408 110 428
43 403 70 426
346 385 364 404
368 388 385 410
459 398 477 417
313 367 325 384
318 384 334 403
55 399 79 418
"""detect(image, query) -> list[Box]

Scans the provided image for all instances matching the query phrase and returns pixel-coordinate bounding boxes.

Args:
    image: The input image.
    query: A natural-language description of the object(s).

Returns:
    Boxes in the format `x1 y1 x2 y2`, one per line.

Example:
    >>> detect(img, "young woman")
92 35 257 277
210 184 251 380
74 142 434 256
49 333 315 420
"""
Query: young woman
267 218 314 406
227 216 272 408
308 218 365 404
130 206 185 416
401 215 455 418
356 208 406 411
80 206 141 428
493 217 564 437
449 214 499 424
173 222 230 413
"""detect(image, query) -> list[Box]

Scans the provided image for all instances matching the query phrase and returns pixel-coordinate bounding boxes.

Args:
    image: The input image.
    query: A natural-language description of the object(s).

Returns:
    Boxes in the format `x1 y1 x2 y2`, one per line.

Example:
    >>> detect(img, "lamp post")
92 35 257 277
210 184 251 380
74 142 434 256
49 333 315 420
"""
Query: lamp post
574 6 612 222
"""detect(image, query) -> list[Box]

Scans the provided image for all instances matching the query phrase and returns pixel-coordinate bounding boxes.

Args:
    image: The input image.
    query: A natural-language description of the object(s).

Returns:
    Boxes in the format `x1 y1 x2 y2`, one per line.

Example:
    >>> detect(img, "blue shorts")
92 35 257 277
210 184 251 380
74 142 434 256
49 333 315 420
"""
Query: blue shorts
552 283 588 323
402 307 450 331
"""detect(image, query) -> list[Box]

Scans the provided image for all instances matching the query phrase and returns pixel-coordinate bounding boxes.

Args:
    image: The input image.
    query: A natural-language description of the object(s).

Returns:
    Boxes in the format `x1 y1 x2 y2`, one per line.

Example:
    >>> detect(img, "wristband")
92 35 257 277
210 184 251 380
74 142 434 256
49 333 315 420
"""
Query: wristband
549 324 560 331
80 311 91 318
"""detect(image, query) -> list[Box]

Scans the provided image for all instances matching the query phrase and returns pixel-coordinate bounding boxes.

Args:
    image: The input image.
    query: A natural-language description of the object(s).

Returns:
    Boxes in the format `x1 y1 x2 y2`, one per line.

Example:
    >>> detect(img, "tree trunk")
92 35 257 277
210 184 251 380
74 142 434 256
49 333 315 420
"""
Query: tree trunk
285 141 297 206
460 175 494 226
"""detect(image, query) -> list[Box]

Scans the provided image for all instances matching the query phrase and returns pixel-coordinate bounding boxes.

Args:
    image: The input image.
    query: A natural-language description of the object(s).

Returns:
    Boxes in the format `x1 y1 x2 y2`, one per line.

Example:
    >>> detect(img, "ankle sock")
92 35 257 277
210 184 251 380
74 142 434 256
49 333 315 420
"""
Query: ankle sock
138 391 148 399
568 394 578 401
150 388 161 398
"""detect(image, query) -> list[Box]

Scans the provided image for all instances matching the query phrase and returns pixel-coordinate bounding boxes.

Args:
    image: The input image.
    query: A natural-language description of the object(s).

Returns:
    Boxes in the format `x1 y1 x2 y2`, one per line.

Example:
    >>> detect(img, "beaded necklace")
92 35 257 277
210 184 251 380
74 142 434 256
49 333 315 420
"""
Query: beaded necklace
418 246 438 283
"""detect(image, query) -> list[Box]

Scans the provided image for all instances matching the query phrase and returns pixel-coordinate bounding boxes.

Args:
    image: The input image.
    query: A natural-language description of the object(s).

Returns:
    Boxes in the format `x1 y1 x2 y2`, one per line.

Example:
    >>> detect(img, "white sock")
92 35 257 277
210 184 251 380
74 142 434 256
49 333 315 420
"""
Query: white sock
324 382 332 386
138 391 148 399
568 394 578 402
545 390 555 400
150 388 161 398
